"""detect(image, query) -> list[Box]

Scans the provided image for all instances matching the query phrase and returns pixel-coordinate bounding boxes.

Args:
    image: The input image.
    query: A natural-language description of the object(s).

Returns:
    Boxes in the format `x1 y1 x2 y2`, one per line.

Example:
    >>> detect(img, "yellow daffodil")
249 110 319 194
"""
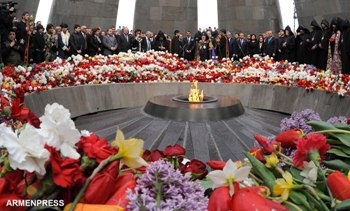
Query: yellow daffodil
265 153 279 168
207 159 251 196
273 171 298 201
111 129 148 169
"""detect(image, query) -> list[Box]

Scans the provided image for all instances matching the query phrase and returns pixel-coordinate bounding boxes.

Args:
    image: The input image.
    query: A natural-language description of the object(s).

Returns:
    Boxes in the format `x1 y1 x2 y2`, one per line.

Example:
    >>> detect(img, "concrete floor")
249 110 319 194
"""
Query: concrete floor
74 106 288 162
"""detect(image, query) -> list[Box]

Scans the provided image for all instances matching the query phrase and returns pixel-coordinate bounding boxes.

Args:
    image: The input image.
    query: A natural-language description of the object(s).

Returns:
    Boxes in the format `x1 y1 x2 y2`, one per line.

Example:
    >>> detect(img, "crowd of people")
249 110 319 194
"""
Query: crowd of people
1 5 350 74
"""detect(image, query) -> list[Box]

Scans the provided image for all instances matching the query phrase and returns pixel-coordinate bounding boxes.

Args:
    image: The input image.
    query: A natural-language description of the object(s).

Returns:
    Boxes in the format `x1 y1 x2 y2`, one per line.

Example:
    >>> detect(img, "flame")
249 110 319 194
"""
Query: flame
188 80 204 102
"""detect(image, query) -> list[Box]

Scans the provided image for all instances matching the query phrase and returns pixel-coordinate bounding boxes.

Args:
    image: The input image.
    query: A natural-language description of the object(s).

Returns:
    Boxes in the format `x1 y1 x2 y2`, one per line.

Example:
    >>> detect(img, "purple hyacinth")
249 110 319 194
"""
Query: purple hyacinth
126 160 208 211
280 109 321 134
326 116 348 125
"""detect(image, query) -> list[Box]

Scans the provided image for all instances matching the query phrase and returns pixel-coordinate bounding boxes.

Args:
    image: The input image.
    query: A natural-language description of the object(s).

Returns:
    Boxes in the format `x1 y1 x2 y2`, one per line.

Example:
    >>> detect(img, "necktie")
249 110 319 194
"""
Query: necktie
125 35 128 42
147 38 151 50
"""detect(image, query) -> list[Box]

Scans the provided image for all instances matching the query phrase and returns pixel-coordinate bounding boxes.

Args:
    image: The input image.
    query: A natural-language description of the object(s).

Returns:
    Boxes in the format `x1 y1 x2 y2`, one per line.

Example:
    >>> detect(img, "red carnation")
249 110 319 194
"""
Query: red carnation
293 134 330 168
76 134 117 163
47 146 86 188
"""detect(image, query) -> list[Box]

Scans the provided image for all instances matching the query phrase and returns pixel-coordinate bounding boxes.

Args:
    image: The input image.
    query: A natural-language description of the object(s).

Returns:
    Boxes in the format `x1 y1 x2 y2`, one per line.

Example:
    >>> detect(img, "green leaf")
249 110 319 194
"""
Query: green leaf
243 152 276 192
328 133 350 148
327 148 350 158
308 121 337 131
303 189 330 211
289 191 313 211
335 199 350 211
289 167 304 182
327 139 345 146
200 178 213 190
283 202 306 211
334 123 350 131
323 159 350 172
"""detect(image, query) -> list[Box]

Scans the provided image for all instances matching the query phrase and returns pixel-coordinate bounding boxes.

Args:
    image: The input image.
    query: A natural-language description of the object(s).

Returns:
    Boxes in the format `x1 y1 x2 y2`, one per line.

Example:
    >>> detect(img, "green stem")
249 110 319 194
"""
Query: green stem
249 172 263 184
313 129 350 134
283 200 303 211
155 171 162 208
68 156 112 211
278 152 294 164
316 165 335 207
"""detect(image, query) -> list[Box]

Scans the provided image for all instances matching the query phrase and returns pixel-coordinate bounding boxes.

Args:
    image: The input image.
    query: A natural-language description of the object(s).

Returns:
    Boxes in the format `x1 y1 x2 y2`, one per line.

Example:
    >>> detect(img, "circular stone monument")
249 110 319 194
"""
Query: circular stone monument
143 94 245 122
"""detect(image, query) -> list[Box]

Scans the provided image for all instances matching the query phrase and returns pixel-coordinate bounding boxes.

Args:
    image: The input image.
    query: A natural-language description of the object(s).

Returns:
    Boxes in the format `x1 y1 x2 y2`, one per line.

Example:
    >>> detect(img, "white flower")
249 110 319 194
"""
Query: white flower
0 123 50 175
207 159 251 196
39 103 81 159
300 161 318 184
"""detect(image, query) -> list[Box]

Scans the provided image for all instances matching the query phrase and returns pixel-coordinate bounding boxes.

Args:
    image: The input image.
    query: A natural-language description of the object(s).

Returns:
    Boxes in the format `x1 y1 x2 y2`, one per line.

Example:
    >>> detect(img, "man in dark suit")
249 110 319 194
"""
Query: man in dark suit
142 31 153 52
69 24 85 55
227 32 235 59
234 32 248 59
117 26 132 52
171 29 182 56
264 30 278 58
183 30 195 61
15 11 30 61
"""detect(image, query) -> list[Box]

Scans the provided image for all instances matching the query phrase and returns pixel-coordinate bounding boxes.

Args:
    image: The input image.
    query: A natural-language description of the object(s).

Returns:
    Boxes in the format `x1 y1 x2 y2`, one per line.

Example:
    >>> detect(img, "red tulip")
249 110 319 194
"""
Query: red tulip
275 129 303 148
142 149 164 162
232 187 288 211
84 160 120 204
254 134 275 154
207 160 226 170
163 144 186 157
327 171 350 200
249 147 265 162
106 173 136 208
208 186 231 211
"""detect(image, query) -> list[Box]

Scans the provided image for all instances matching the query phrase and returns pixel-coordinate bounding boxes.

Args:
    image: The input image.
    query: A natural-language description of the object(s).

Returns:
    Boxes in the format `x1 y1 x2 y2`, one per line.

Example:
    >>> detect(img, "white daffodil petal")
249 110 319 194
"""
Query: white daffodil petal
234 166 252 182
207 170 227 188
223 159 237 178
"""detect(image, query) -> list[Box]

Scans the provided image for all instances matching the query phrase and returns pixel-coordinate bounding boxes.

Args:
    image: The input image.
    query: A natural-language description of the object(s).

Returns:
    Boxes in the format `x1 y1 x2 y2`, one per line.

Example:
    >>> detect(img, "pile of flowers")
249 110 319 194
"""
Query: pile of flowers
2 52 350 210
1 51 350 96
2 87 350 211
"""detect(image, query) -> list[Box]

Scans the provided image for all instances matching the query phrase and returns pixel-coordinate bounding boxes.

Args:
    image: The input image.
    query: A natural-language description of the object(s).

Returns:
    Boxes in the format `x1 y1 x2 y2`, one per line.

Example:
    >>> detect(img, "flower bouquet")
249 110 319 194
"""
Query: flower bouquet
0 90 209 211
205 109 350 211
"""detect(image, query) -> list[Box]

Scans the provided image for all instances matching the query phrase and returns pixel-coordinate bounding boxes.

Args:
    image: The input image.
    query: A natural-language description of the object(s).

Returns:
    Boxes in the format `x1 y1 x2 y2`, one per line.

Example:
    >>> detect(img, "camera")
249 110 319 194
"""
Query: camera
0 1 18 12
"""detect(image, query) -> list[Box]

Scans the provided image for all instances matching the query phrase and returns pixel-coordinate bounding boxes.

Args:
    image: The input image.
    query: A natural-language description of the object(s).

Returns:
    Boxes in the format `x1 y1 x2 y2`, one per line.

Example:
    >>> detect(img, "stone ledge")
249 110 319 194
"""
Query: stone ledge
24 83 350 119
